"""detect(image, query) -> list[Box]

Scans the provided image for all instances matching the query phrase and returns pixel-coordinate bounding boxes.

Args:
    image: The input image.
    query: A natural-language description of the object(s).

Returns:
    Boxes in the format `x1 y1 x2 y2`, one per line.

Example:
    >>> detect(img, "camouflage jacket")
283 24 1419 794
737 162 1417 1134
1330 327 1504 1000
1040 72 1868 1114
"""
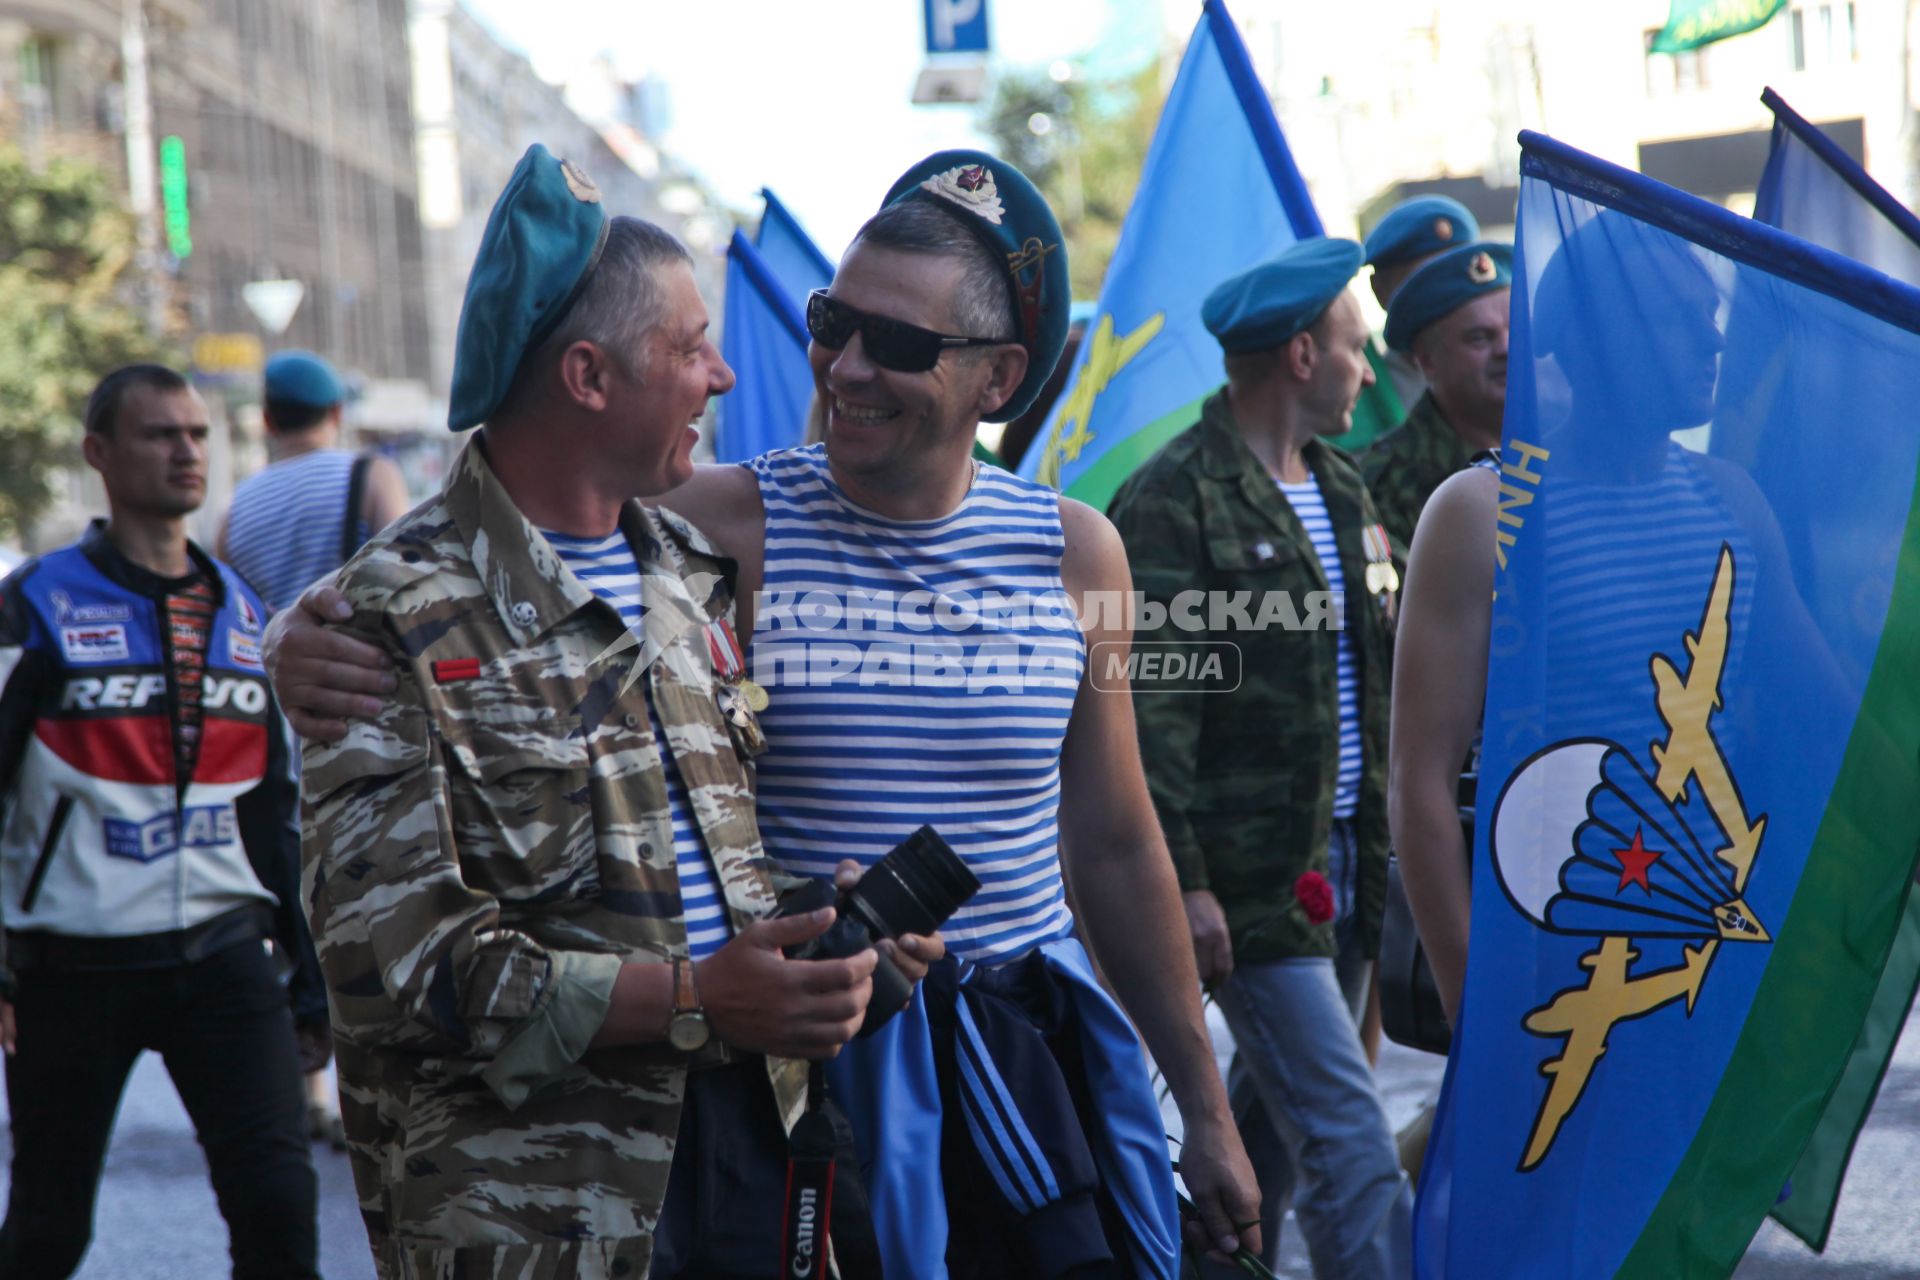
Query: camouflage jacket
302 440 807 1280
1360 390 1473 563
1109 389 1395 963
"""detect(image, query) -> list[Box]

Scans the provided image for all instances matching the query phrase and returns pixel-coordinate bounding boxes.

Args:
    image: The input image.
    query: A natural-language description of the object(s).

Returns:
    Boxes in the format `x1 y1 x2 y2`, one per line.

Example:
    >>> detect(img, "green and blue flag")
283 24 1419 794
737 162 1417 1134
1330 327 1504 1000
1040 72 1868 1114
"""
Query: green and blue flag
1020 0 1321 510
1747 85 1920 1253
1418 130 1920 1278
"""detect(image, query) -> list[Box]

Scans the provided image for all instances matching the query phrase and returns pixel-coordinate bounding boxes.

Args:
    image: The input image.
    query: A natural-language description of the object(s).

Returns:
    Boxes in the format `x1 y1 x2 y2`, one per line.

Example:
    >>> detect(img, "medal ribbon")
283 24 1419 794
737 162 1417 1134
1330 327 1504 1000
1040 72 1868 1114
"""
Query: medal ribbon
705 620 744 680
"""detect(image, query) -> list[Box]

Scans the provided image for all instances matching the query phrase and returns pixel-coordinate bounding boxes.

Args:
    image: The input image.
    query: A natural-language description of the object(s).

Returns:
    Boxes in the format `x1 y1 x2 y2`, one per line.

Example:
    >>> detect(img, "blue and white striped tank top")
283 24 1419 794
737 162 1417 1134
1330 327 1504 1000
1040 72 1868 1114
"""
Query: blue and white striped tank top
747 445 1084 964
224 450 362 614
542 528 731 958
1277 475 1362 819
1535 445 1754 735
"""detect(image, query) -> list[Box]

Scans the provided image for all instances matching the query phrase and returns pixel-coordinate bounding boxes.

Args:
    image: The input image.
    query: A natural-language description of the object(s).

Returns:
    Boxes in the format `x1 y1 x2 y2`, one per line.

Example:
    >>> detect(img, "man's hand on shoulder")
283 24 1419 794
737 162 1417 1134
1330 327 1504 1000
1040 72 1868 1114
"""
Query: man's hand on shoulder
263 581 393 742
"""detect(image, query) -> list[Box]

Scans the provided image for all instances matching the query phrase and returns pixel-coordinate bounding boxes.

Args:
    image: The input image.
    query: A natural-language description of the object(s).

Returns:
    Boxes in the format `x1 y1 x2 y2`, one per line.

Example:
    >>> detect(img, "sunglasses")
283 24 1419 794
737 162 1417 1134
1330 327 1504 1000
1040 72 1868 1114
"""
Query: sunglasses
806 290 1008 374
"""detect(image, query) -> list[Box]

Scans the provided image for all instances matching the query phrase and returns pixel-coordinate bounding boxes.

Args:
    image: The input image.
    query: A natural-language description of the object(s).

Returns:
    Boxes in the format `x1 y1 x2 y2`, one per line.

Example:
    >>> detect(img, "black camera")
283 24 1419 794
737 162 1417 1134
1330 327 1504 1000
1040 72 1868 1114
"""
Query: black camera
779 825 980 1034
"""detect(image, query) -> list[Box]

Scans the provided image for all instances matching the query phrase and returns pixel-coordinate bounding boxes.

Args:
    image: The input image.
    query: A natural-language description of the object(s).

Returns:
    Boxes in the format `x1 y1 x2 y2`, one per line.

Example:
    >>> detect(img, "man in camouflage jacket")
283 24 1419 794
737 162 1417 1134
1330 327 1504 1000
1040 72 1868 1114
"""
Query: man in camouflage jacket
1111 390 1394 968
303 150 882 1279
1109 239 1410 1278
1362 242 1513 562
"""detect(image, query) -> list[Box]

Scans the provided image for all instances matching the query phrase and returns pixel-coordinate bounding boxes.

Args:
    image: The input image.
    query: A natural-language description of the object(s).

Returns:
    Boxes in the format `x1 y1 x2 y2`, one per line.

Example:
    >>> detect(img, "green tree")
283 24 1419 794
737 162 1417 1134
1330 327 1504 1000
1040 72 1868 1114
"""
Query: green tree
0 146 171 546
981 63 1162 299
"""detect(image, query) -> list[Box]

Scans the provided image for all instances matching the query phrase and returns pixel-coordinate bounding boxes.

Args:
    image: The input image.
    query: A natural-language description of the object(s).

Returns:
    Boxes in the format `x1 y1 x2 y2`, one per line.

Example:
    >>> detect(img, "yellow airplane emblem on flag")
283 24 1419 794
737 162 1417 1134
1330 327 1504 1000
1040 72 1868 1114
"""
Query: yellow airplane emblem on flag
1035 311 1165 489
1518 546 1769 1170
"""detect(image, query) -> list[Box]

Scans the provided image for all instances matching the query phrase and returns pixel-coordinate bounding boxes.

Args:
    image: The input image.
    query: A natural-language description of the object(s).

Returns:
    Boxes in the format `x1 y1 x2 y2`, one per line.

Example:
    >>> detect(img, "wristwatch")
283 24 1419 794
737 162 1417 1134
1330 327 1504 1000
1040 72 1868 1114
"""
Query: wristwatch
667 958 711 1052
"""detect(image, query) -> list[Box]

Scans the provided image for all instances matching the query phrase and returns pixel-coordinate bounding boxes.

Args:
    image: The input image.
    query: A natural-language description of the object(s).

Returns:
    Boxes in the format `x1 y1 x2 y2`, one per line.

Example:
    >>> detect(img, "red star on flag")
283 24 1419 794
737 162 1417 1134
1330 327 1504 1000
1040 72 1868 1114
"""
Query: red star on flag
1611 828 1662 894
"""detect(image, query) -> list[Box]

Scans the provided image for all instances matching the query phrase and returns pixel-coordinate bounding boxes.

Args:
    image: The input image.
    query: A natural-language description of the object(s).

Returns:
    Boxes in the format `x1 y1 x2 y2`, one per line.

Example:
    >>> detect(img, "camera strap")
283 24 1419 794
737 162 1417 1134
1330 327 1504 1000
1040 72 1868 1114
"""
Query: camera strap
781 1064 835 1279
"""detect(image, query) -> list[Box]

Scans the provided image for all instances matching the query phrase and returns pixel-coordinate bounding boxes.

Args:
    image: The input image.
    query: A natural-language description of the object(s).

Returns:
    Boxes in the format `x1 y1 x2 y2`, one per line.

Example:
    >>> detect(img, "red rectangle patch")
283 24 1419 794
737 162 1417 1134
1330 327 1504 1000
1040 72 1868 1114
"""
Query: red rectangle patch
432 658 482 683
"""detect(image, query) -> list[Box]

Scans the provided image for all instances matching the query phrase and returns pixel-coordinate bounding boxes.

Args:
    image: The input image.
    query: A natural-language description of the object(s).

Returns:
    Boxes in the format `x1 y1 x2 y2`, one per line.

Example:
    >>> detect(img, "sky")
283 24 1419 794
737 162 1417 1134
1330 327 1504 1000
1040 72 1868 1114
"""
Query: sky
461 0 1175 257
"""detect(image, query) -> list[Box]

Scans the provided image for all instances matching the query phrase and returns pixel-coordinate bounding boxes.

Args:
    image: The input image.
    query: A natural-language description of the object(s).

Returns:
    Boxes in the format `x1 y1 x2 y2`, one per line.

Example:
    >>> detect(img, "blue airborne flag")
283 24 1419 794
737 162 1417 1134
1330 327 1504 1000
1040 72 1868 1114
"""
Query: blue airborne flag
1020 0 1321 510
1417 130 1920 1277
716 229 814 463
754 185 835 301
1756 87 1920 284
716 189 835 464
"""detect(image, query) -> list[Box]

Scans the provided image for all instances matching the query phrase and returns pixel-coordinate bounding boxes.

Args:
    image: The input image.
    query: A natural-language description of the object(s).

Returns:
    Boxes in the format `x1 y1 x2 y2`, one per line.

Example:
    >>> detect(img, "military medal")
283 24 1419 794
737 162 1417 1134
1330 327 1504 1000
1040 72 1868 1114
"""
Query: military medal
705 618 746 680
1362 524 1400 597
738 679 770 712
705 618 768 712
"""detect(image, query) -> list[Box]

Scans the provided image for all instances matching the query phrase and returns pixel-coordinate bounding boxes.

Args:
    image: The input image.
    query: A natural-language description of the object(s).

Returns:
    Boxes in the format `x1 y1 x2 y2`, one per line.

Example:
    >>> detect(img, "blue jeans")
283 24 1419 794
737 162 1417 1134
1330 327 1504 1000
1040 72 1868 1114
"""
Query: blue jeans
1212 825 1411 1279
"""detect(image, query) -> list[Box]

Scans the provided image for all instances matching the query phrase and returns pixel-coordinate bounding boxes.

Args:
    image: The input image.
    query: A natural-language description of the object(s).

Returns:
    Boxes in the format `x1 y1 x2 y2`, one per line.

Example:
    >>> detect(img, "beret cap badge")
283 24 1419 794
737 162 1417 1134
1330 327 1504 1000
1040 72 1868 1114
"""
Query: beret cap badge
560 160 601 204
883 148 1067 421
1434 216 1454 242
1383 240 1513 353
920 164 1006 225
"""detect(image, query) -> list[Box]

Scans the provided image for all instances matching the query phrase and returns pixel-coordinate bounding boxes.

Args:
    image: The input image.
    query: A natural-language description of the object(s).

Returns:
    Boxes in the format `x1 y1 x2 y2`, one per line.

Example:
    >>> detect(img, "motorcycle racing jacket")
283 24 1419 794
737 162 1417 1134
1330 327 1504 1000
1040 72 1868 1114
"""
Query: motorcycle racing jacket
0 521 322 1017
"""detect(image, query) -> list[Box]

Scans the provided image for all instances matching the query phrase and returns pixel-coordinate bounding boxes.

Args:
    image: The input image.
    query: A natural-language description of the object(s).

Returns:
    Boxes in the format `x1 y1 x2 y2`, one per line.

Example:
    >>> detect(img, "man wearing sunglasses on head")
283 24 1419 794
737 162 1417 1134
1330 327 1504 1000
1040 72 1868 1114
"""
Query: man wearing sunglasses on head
267 149 1259 1278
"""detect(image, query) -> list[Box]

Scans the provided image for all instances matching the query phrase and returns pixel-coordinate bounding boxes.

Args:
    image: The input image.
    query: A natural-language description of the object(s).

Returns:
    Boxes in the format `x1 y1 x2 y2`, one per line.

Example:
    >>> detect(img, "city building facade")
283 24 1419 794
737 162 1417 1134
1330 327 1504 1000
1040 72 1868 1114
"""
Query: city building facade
1221 0 1906 248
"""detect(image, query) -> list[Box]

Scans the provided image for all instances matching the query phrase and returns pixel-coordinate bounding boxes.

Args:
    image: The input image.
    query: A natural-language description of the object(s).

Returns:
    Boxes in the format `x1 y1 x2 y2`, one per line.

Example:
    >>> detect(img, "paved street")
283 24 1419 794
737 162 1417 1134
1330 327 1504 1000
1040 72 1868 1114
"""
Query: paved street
0 1061 373 1279
0 1008 1914 1278
1172 1004 1920 1279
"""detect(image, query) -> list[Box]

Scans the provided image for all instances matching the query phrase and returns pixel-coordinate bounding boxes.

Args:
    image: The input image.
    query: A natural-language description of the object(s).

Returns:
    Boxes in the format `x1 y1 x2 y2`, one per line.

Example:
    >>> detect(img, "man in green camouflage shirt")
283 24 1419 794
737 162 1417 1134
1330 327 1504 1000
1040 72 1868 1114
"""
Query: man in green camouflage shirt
303 149 890 1279
1109 239 1409 1278
1361 241 1512 562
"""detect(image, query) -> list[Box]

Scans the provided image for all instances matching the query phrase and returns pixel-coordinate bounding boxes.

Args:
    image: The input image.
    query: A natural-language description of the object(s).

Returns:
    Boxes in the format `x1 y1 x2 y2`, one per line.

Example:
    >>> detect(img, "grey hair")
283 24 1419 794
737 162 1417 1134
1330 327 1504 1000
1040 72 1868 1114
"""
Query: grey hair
530 215 692 382
851 199 1016 343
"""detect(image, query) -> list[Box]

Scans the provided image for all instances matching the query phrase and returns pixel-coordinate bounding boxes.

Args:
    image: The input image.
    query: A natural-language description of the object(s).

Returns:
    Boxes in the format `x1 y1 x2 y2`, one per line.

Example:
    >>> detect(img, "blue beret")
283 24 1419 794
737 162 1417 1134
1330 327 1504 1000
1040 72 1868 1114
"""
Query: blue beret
1202 238 1365 355
447 144 609 431
1364 196 1479 269
1384 242 1513 353
880 150 1069 423
263 350 342 408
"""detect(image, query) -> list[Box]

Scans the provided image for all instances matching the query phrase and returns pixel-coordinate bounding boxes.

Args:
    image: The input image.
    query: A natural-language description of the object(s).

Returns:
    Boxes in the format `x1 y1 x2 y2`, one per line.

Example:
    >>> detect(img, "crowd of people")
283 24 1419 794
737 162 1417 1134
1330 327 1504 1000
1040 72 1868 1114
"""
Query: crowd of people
0 136 1523 1280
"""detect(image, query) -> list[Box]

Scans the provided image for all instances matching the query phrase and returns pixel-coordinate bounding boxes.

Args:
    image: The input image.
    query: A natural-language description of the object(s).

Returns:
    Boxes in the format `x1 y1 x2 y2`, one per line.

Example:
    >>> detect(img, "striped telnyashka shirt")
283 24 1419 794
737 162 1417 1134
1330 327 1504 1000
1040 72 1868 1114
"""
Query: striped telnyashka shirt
1277 475 1363 820
747 445 1085 964
224 450 363 614
1534 445 1755 736
542 528 730 959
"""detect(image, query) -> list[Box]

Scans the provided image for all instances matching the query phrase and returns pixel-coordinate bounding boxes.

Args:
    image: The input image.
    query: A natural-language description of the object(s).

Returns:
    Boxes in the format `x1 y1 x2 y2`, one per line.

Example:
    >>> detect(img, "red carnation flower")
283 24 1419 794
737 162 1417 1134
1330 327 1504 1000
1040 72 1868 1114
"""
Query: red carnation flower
1293 871 1335 926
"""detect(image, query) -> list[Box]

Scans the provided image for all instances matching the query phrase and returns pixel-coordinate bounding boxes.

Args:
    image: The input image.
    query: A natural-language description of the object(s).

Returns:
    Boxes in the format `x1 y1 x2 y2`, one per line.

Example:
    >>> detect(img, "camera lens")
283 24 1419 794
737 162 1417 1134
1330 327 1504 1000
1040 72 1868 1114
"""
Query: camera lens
845 826 980 940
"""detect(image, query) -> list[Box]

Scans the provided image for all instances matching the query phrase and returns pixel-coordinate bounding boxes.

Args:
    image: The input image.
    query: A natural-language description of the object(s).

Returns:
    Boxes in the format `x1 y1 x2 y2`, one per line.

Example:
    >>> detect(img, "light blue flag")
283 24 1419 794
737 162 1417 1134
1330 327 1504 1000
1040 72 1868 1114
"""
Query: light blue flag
755 185 835 302
1756 87 1920 284
1019 0 1321 510
716 229 815 463
1417 130 1920 1278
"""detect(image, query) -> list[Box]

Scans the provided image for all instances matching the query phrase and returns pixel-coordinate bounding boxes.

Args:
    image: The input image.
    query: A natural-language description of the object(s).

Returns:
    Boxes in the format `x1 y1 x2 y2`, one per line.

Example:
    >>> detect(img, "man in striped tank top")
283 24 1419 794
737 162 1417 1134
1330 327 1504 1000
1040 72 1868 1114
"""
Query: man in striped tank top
1111 239 1412 1279
655 152 1261 1277
217 351 410 615
269 149 1259 1277
218 349 413 1151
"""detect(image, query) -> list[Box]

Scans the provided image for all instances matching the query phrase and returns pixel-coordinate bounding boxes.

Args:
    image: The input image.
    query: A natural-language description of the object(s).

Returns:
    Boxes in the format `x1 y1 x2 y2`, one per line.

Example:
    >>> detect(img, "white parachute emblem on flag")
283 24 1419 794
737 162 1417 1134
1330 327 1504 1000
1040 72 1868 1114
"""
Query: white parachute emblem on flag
1491 738 1767 944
